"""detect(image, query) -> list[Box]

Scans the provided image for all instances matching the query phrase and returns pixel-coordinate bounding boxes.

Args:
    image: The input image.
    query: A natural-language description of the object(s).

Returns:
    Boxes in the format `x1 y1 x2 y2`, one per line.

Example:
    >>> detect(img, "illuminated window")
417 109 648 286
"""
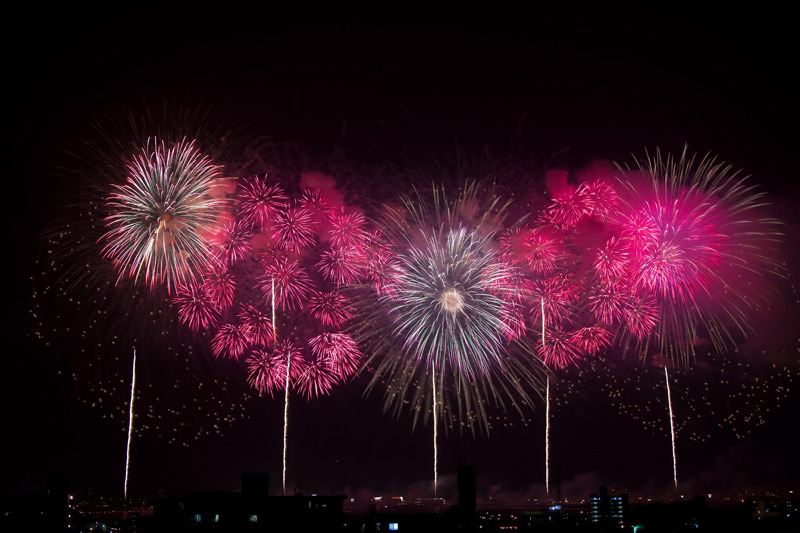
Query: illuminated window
193 514 201 522
389 523 399 531
249 514 258 523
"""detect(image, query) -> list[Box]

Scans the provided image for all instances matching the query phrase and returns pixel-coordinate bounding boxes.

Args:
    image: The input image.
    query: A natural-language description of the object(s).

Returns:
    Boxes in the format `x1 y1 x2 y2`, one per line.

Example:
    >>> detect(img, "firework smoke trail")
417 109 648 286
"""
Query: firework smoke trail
665 365 678 491
124 348 136 501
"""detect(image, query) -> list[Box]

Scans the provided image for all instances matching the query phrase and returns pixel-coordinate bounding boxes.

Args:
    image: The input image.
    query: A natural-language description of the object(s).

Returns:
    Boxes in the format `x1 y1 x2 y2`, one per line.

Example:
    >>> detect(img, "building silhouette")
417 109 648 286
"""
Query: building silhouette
589 485 629 529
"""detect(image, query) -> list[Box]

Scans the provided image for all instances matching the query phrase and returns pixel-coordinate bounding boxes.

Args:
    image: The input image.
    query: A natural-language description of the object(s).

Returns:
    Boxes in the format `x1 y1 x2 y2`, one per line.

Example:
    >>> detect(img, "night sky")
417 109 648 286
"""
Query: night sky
5 6 799 503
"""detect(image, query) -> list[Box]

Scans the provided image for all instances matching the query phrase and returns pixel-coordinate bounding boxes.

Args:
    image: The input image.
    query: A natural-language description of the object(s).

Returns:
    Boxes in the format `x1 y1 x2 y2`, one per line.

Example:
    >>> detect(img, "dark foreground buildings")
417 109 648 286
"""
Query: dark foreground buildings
4 470 799 532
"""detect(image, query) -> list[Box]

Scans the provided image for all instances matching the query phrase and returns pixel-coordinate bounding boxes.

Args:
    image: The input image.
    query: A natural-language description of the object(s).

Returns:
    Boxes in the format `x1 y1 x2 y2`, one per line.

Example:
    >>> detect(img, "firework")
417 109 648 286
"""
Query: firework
101 138 226 293
308 332 363 377
259 258 315 311
306 290 355 327
174 282 219 331
33 106 253 477
273 205 316 252
212 221 254 265
203 266 237 311
235 175 288 230
211 323 251 359
357 182 547 436
608 147 784 363
238 304 276 347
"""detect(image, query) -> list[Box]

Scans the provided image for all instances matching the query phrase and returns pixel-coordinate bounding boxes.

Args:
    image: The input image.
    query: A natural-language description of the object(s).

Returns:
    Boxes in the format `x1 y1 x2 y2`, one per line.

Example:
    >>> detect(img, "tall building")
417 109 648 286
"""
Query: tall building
590 485 629 529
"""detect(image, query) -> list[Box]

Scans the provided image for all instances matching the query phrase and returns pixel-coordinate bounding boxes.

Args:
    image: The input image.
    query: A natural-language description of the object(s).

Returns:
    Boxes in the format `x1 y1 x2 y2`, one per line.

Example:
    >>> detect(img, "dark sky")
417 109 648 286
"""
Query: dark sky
5 6 799 503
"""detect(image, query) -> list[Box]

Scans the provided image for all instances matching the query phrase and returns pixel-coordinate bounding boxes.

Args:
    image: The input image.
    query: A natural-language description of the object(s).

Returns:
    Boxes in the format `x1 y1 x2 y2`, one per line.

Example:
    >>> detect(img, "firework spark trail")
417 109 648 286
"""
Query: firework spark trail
665 365 678 491
542 299 550 497
545 376 550 498
283 353 291 495
432 363 438 498
124 348 136 501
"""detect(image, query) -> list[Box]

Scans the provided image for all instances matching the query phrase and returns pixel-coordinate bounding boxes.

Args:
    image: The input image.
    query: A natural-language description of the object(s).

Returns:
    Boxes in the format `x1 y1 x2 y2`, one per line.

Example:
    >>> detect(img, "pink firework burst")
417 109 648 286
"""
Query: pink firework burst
273 206 316 252
296 356 339 399
213 221 253 265
523 231 562 275
577 179 619 221
619 210 659 253
238 304 275 347
174 282 218 331
499 302 527 341
569 326 613 355
306 290 355 327
298 188 335 225
272 340 308 381
203 266 236 311
538 328 581 369
236 175 288 230
628 192 724 303
546 187 587 228
328 208 368 249
365 252 404 299
211 322 251 359
246 348 287 397
316 246 366 285
530 276 578 327
624 294 660 340
592 236 629 281
309 332 363 378
259 258 314 310
587 280 630 325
